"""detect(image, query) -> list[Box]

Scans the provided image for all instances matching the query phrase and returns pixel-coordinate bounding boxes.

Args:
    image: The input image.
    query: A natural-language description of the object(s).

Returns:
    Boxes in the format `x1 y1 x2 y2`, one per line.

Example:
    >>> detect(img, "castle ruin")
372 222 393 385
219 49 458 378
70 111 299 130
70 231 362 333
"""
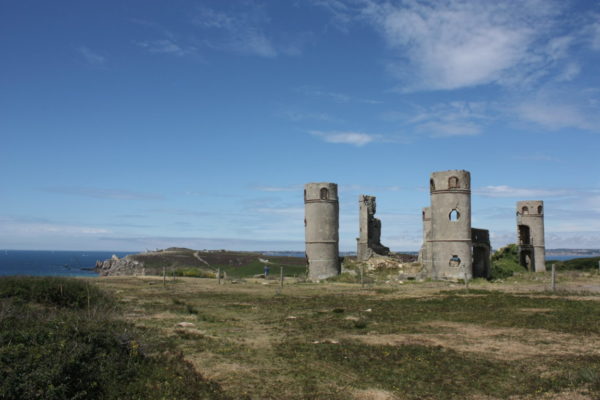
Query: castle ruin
418 170 491 280
304 182 340 280
356 195 390 261
516 200 546 272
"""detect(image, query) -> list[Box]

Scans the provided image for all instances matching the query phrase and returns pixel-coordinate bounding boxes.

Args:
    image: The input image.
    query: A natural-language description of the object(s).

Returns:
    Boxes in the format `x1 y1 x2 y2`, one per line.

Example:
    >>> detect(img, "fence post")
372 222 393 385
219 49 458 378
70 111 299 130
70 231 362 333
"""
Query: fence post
163 267 166 287
464 271 469 292
217 267 221 285
551 264 556 292
280 267 284 288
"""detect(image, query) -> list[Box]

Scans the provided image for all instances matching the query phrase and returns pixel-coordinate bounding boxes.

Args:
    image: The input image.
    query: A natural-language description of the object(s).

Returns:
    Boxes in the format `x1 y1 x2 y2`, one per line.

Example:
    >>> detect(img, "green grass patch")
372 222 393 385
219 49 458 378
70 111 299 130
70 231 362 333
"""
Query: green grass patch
219 260 307 278
548 256 600 271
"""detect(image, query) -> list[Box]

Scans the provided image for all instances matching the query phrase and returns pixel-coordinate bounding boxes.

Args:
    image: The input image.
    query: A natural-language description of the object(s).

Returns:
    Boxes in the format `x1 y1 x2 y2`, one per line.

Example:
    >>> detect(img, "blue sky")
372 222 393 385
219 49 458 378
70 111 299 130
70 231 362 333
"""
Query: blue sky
1 0 599 252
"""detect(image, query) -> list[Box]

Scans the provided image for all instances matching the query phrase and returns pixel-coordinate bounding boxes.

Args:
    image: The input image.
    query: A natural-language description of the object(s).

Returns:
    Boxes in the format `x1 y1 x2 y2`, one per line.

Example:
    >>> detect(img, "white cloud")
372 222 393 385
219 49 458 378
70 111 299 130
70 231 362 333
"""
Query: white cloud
358 0 567 91
78 46 105 65
310 130 379 146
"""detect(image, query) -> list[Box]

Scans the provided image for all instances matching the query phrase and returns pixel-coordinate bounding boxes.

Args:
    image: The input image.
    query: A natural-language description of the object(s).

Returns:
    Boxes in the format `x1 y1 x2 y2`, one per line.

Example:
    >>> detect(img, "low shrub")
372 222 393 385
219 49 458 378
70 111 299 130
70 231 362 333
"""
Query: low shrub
0 277 229 400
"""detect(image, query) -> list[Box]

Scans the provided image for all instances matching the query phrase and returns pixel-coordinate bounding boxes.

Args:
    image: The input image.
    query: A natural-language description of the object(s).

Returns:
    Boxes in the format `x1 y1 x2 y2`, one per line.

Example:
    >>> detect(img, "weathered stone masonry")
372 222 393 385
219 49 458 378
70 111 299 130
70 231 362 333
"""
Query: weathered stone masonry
516 200 546 272
356 195 390 261
304 182 340 280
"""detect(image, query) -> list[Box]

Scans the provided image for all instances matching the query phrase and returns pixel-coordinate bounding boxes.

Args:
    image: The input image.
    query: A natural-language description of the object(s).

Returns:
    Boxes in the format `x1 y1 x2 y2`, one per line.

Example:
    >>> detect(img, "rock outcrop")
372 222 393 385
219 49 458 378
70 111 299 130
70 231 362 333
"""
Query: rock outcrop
95 255 144 276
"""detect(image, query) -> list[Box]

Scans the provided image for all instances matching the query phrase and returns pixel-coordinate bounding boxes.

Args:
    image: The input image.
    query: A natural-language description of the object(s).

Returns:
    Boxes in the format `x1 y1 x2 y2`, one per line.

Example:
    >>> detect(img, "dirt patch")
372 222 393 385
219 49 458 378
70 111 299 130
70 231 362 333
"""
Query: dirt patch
347 321 600 361
518 307 553 313
352 388 400 400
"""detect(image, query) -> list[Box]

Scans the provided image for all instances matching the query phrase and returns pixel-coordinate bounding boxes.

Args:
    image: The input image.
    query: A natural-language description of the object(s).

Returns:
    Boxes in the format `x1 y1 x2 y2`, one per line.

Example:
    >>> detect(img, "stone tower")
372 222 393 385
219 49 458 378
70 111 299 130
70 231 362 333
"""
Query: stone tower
429 170 472 279
304 182 340 280
417 207 433 272
516 200 545 272
356 195 390 261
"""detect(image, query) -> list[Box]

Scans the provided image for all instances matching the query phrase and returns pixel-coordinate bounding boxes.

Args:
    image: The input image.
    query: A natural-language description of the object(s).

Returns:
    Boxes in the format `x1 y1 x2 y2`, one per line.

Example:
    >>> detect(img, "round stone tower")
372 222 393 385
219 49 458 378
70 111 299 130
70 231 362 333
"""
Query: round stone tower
516 200 545 272
304 182 340 280
429 170 472 279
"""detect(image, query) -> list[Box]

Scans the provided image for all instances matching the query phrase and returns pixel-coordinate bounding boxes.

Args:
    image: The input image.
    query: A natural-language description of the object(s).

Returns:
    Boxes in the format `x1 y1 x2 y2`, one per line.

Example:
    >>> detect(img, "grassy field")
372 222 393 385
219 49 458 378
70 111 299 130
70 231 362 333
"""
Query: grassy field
86 270 600 400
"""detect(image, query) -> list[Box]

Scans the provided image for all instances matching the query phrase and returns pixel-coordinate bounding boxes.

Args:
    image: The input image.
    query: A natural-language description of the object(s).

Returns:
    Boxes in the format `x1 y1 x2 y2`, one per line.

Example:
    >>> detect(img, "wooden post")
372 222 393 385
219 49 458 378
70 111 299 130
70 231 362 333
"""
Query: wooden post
217 267 221 285
551 264 556 292
163 267 166 287
280 267 284 288
172 269 175 281
464 271 469 292
598 260 600 274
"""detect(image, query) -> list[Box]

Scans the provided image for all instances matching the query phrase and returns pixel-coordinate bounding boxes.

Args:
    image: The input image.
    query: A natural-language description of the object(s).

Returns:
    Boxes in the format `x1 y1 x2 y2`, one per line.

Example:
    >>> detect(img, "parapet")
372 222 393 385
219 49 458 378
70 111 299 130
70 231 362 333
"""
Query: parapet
517 200 544 216
304 182 338 202
430 170 471 193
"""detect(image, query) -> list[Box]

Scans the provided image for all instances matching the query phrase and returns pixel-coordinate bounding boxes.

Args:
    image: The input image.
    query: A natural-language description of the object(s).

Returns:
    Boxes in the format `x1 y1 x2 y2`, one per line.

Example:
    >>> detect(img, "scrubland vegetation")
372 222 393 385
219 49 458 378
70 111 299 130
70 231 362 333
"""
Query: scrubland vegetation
3 254 600 399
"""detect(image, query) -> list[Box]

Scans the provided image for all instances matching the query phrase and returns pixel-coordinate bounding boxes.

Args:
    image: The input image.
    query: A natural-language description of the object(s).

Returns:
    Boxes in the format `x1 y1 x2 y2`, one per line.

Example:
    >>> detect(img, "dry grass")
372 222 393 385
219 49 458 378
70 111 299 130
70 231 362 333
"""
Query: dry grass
92 273 600 399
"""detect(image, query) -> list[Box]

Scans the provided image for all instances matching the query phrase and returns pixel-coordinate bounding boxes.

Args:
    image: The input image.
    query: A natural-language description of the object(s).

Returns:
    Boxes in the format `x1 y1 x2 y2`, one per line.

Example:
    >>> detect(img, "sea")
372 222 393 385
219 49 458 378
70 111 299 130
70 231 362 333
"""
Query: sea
0 250 133 277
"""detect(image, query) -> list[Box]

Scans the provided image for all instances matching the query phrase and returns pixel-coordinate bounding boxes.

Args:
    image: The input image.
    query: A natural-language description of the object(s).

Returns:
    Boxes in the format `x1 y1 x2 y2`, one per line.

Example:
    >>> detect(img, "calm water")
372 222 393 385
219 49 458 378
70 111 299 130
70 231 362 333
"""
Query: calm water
0 250 132 277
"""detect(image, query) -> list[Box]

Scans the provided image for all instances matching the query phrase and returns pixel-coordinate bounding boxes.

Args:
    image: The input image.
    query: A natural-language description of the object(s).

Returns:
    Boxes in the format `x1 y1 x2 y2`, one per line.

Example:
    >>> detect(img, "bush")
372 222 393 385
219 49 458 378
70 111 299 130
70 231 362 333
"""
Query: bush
490 244 526 280
0 277 229 400
0 276 114 309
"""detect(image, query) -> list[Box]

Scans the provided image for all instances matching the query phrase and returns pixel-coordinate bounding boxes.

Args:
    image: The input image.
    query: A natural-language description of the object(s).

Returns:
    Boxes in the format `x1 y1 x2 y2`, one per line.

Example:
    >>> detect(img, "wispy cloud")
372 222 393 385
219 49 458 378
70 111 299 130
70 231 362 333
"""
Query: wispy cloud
252 185 303 192
298 86 382 104
193 6 276 57
474 185 570 198
43 187 164 201
77 46 105 65
516 92 600 132
354 0 577 91
309 130 380 146
135 39 196 56
513 153 560 162
282 110 342 123
384 101 491 137
0 216 110 235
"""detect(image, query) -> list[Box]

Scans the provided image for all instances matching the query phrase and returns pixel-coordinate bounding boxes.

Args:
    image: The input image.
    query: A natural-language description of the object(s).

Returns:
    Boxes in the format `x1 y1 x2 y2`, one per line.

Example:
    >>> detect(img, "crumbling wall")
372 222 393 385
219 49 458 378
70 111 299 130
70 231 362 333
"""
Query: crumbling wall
356 195 390 261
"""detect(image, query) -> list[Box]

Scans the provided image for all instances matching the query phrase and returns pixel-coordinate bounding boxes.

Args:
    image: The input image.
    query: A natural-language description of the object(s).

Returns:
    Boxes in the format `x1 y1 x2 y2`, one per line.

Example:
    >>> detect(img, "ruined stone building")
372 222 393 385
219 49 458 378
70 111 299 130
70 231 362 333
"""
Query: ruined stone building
418 170 490 280
356 195 390 261
304 182 340 280
516 200 546 272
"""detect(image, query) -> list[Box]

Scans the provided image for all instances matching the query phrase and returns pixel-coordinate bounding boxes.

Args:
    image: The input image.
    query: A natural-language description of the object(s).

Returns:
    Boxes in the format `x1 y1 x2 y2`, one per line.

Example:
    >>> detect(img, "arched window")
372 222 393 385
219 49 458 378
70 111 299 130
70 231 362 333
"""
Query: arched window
304 189 306 200
320 188 328 200
449 209 460 221
448 176 459 189
537 205 543 214
422 210 426 220
522 206 529 215
430 179 435 191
